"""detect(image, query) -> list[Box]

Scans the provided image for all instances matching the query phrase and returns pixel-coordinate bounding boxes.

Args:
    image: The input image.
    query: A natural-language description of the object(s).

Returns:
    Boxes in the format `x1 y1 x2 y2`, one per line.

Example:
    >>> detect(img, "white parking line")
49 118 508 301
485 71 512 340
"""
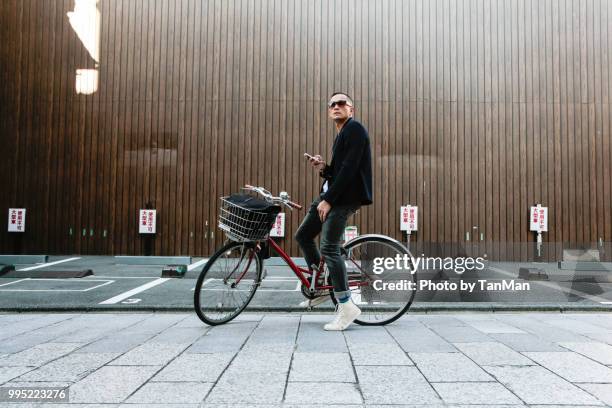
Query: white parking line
0 279 114 292
0 279 28 288
98 278 170 304
188 258 209 271
17 257 81 271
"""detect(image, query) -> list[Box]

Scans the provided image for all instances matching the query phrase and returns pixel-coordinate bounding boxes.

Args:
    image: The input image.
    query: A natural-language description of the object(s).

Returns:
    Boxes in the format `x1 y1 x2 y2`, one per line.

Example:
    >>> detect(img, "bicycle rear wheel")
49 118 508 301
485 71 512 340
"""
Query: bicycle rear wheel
337 234 417 325
194 241 262 325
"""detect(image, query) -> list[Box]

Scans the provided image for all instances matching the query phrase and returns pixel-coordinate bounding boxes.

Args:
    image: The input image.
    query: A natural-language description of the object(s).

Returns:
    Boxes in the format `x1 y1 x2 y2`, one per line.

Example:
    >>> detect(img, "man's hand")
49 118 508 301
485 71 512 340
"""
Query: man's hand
308 154 326 171
317 200 331 222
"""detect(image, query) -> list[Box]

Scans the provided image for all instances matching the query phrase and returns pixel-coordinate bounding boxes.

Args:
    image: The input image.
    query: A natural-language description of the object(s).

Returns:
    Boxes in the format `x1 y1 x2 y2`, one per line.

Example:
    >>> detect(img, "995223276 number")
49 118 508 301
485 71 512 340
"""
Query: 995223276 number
0 387 69 402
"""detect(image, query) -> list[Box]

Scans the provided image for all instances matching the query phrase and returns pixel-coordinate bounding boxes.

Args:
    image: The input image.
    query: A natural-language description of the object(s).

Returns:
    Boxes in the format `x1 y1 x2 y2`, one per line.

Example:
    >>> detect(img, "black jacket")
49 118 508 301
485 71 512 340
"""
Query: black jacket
319 118 373 206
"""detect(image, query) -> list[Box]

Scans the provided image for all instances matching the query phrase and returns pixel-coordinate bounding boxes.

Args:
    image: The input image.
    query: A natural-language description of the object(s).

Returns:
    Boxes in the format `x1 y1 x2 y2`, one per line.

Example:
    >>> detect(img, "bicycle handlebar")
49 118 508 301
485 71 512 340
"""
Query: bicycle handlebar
243 185 303 210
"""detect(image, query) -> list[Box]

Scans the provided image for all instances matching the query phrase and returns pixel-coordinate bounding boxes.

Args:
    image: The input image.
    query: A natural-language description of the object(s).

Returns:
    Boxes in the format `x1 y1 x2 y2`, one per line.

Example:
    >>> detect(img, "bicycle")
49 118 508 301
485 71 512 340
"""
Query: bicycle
194 185 417 326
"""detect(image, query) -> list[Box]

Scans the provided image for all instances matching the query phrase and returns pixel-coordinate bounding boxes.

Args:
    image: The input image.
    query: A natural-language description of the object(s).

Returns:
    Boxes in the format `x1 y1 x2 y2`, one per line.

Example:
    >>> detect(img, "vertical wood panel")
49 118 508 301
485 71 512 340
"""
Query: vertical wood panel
0 0 610 261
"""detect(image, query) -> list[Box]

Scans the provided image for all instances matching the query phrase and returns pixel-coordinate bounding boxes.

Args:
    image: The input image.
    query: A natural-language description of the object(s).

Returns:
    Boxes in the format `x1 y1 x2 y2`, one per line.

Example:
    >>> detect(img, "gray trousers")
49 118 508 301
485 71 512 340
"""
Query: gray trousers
294 196 359 299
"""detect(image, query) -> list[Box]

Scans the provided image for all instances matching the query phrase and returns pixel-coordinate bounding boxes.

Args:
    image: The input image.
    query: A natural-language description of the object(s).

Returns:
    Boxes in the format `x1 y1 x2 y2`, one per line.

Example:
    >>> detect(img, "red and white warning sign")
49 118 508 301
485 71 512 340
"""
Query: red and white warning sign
139 209 157 234
530 205 548 232
8 208 26 232
400 205 418 232
344 226 359 242
269 213 285 237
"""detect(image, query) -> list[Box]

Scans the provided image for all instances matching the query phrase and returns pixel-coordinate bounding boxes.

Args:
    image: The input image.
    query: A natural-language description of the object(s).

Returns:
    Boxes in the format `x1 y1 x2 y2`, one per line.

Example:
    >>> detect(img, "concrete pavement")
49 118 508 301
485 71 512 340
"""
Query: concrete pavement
0 312 612 406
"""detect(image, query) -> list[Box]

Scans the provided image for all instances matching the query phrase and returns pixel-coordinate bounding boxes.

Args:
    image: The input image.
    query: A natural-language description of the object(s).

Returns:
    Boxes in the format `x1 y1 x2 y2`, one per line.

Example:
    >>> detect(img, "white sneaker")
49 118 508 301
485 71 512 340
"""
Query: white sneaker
323 301 361 331
299 294 331 308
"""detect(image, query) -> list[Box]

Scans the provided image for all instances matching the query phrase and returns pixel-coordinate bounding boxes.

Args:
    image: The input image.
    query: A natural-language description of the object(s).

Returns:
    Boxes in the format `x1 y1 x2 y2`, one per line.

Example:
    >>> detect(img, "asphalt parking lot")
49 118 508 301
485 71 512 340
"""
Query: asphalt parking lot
0 256 611 312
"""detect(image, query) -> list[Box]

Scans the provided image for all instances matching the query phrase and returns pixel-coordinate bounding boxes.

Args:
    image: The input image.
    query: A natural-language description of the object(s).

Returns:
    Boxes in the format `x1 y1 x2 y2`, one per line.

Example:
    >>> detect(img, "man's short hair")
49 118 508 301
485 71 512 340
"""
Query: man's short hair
330 92 354 106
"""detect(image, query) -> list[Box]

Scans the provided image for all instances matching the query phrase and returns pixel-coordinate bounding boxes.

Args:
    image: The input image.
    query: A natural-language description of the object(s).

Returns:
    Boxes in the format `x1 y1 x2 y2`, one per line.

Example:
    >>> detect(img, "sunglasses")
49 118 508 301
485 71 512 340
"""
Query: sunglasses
328 100 351 109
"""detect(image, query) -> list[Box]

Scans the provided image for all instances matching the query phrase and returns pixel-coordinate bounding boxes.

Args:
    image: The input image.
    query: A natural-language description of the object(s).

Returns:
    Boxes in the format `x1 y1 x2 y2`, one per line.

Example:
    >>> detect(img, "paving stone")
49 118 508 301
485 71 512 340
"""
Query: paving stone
186 322 257 353
578 383 612 406
409 352 494 382
453 342 535 366
69 365 161 403
387 326 456 352
528 406 603 408
151 352 234 382
462 319 526 334
233 313 265 322
572 314 612 330
0 325 80 354
281 404 364 408
344 326 399 344
355 365 441 405
0 314 40 324
0 315 77 341
393 315 426 328
289 352 355 382
347 330 412 365
418 315 467 328
51 315 148 343
76 333 154 354
559 341 612 365
121 405 197 408
0 402 112 408
51 328 122 344
0 343 83 367
439 405 526 408
13 405 116 408
205 373 287 404
584 332 612 345
0 366 34 384
484 365 604 405
430 325 493 342
149 327 207 344
109 342 189 366
284 382 362 404
489 333 566 352
240 315 300 352
171 314 211 328
348 342 413 366
120 314 186 335
200 404 364 408
17 352 119 382
296 315 347 353
205 348 292 404
537 316 612 334
2 380 72 388
501 316 591 342
524 351 612 383
228 350 293 374
125 381 212 404
432 382 523 404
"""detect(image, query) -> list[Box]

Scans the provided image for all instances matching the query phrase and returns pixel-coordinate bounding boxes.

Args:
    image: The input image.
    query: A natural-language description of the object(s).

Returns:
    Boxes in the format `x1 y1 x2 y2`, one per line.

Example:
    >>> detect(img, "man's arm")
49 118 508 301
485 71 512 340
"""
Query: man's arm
320 125 368 205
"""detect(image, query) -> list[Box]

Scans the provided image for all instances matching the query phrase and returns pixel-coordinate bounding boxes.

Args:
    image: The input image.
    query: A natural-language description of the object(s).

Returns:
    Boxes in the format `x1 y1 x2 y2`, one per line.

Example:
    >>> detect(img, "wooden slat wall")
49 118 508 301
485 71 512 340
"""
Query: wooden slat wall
0 0 610 261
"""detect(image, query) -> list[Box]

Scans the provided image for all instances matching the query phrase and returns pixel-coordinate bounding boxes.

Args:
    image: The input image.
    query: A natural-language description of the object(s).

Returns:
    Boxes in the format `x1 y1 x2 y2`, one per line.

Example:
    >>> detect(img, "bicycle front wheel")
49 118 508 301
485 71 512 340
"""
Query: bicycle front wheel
339 235 417 325
194 241 262 325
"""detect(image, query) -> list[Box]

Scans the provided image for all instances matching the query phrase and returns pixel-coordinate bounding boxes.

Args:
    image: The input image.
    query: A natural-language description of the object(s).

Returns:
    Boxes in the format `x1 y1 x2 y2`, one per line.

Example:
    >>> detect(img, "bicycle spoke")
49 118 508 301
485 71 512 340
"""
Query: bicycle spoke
342 237 416 325
194 242 261 325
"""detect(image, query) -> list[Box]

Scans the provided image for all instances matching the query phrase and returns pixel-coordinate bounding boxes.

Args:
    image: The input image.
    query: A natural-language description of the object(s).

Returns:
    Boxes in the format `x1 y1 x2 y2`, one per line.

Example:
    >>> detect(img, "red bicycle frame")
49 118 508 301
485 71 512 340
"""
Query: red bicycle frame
231 237 369 291
266 238 326 289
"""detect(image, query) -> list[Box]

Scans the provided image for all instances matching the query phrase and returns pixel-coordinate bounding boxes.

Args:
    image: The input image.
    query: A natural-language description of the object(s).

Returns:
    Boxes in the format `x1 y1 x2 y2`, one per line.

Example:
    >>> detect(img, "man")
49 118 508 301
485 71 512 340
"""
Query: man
295 92 373 331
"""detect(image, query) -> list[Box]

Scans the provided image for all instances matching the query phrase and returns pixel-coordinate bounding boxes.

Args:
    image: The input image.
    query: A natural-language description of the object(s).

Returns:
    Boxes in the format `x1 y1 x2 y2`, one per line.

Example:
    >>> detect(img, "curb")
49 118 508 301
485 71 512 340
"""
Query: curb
1 304 611 313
